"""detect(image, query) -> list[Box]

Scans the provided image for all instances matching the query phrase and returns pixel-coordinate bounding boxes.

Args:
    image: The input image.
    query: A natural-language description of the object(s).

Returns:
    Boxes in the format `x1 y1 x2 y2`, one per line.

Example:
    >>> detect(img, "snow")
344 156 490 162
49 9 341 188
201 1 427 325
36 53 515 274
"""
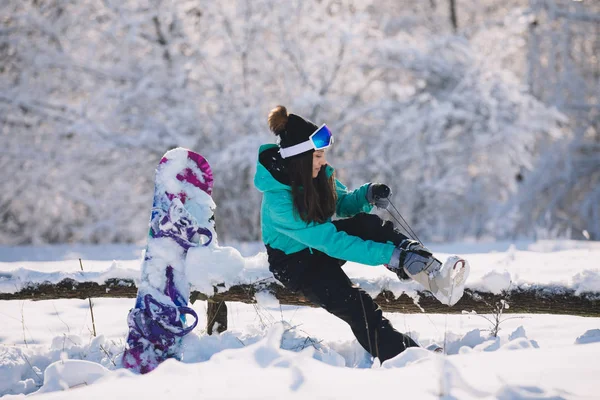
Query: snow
575 329 600 345
1 241 599 398
185 245 271 295
478 270 513 295
2 240 600 300
0 261 139 295
1 301 600 398
35 359 115 394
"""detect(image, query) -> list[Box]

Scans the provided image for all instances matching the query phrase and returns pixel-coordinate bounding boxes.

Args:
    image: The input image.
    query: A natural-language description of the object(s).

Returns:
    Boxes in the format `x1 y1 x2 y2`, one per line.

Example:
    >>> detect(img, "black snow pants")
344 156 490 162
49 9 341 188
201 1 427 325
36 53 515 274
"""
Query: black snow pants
266 213 419 363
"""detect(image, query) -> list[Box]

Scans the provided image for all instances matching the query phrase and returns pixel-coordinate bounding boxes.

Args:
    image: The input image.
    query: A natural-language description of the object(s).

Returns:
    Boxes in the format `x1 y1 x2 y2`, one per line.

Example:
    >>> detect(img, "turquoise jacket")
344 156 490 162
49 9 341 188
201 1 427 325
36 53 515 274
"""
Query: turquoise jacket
254 144 396 266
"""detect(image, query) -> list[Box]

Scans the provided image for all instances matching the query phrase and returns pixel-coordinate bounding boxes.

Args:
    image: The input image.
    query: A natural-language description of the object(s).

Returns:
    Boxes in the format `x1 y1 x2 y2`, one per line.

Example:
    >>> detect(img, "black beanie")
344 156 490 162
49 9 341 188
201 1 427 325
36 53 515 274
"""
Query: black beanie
279 114 319 149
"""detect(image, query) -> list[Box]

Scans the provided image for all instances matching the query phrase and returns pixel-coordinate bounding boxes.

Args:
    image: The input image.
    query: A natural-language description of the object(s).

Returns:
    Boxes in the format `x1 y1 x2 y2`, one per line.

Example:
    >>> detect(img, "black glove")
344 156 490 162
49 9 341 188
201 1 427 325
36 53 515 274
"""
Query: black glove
367 183 392 209
398 239 432 256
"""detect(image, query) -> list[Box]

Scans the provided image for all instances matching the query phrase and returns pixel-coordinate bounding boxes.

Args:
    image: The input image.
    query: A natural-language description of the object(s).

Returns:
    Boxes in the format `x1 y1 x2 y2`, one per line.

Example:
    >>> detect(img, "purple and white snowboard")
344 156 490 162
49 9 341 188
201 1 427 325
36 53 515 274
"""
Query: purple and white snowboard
122 148 214 374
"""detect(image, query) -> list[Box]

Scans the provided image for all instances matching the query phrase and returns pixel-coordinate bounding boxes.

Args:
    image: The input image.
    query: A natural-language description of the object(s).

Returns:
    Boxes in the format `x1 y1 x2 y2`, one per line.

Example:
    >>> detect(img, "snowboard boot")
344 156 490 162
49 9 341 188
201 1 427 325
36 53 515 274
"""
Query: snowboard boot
405 255 470 306
385 263 412 281
385 239 433 282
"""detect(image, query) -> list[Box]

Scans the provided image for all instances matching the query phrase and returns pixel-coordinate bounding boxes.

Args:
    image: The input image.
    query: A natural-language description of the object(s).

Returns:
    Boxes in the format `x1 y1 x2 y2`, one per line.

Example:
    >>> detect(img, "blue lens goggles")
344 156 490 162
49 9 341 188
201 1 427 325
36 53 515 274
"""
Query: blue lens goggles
310 124 334 150
279 124 334 159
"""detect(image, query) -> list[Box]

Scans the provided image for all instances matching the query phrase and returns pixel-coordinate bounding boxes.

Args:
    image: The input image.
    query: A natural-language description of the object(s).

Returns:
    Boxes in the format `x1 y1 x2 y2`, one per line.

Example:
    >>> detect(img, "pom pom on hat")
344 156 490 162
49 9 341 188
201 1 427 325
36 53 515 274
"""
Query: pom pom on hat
268 105 288 136
267 105 318 150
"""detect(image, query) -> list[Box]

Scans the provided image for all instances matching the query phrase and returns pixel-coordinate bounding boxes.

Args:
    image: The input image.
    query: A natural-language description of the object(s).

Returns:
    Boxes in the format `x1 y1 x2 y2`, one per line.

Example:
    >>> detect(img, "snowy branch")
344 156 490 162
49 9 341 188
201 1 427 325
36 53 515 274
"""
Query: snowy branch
1 278 598 316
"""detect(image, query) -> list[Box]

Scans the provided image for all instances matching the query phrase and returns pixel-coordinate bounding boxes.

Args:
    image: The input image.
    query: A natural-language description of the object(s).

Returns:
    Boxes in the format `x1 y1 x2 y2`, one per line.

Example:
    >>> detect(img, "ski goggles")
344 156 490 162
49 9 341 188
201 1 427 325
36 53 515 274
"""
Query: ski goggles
279 124 334 159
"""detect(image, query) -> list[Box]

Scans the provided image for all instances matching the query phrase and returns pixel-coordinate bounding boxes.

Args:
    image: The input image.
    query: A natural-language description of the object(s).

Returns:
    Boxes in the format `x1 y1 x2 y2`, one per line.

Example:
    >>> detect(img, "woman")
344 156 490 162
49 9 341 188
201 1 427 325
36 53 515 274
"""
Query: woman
253 105 435 362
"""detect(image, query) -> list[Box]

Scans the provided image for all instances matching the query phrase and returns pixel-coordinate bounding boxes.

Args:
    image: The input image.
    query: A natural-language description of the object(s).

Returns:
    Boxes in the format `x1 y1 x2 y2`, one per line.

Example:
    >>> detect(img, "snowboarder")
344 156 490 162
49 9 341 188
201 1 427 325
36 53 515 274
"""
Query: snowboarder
254 105 466 362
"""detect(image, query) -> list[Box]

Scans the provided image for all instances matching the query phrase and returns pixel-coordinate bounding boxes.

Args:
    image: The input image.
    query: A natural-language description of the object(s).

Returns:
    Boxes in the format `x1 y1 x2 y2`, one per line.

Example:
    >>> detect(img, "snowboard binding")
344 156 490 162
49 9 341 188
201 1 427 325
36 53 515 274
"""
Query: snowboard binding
152 199 213 250
123 294 199 373
132 294 199 345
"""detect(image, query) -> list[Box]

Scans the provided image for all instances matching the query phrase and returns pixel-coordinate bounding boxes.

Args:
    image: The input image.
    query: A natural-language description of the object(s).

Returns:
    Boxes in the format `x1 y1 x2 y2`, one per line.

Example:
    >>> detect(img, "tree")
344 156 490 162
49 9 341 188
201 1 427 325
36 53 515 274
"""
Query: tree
507 0 600 240
0 0 594 244
338 30 565 241
0 0 384 243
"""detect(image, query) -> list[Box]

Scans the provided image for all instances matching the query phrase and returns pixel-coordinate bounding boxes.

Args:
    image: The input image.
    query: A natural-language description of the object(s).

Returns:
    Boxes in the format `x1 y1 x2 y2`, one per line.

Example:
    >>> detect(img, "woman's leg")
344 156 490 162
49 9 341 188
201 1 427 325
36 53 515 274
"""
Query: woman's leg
292 251 418 362
333 213 411 279
330 213 421 358
332 213 408 246
266 215 420 362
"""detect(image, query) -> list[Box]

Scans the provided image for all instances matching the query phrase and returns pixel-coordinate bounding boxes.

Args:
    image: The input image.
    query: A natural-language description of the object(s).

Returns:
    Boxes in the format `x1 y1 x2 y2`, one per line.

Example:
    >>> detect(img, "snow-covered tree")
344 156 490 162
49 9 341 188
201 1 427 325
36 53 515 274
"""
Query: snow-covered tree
504 0 600 240
0 0 596 244
0 0 383 243
334 30 565 241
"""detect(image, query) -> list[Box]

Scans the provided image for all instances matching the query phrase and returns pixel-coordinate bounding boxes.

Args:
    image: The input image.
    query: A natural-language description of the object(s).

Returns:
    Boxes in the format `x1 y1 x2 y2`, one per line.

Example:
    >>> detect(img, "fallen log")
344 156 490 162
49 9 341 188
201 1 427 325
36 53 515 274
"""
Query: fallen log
1 278 598 317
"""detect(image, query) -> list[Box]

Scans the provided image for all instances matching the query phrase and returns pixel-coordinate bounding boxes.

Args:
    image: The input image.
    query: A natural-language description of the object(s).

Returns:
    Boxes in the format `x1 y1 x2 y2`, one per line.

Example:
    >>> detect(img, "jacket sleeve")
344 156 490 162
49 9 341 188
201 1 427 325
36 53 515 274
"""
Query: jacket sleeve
335 180 373 218
267 192 394 266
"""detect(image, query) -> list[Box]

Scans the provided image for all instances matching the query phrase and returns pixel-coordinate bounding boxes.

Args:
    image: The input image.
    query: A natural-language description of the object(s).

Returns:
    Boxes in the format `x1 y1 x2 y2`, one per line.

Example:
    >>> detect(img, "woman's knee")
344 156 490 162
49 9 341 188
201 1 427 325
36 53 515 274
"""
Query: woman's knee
353 213 386 232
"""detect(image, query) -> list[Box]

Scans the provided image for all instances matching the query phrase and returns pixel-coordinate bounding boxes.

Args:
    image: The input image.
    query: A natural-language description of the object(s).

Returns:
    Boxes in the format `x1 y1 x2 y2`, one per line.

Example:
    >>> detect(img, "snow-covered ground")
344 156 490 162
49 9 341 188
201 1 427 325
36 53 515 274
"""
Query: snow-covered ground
1 241 600 399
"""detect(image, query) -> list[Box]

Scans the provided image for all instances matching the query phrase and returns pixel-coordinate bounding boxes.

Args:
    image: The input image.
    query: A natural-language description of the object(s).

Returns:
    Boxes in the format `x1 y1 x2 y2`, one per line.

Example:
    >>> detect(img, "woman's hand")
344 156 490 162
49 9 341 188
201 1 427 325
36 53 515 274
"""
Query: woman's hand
367 183 392 209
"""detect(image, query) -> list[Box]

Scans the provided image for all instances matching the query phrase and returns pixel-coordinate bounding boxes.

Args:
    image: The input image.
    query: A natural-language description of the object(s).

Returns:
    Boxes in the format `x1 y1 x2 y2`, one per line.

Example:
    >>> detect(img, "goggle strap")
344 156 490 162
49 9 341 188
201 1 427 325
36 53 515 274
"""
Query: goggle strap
279 140 314 159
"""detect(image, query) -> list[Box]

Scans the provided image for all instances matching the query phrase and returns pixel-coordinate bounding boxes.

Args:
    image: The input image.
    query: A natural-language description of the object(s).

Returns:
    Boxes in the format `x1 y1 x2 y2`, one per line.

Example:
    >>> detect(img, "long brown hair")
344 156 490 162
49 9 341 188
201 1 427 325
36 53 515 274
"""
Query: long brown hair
268 105 337 224
287 152 338 224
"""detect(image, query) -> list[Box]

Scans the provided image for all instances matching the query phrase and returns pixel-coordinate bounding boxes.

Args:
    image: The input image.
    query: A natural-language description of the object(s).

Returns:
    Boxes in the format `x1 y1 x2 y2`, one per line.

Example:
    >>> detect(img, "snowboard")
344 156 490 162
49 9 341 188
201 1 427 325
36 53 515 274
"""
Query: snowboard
122 148 215 374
